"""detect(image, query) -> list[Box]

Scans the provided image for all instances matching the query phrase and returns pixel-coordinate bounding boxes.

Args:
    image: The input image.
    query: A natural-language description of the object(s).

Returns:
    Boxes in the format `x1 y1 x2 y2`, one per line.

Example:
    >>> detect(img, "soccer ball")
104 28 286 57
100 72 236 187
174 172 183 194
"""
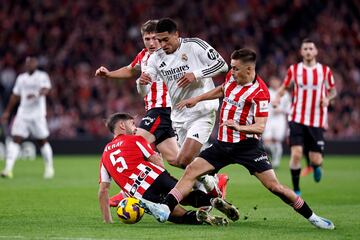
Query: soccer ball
116 197 144 224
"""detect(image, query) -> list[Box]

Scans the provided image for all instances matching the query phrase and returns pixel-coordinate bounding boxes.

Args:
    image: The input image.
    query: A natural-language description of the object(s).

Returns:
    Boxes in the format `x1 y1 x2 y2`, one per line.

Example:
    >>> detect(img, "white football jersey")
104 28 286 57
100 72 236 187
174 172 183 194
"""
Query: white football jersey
145 37 228 122
268 88 291 118
13 70 51 119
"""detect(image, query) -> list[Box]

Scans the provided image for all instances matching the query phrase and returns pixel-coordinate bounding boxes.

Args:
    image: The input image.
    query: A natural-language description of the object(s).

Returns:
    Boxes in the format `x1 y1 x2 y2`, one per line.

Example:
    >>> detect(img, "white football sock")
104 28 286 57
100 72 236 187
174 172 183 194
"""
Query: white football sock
4 141 21 173
266 143 276 162
272 142 283 168
41 142 53 169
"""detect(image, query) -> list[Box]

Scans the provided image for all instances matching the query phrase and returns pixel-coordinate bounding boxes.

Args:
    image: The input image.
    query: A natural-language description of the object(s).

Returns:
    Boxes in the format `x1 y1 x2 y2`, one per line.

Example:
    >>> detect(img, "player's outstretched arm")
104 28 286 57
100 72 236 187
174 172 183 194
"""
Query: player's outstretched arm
98 182 113 224
95 66 137 80
176 85 224 110
221 117 268 135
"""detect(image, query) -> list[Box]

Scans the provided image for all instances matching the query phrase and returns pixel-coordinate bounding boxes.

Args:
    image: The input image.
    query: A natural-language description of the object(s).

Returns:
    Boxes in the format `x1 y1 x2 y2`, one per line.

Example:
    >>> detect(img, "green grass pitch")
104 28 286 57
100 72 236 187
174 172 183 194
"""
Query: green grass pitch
1 155 359 240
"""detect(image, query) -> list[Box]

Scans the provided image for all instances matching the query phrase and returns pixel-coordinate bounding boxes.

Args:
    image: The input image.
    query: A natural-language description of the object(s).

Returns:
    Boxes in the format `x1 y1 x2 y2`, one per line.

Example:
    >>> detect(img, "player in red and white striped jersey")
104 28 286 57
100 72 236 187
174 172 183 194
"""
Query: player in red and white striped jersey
95 21 180 206
141 49 335 230
95 20 178 167
274 38 337 195
98 112 228 225
95 20 179 207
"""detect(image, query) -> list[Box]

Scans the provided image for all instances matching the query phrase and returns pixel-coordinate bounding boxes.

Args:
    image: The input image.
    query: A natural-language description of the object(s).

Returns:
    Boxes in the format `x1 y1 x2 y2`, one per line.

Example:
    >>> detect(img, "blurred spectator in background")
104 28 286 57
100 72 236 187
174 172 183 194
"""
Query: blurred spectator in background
0 0 359 140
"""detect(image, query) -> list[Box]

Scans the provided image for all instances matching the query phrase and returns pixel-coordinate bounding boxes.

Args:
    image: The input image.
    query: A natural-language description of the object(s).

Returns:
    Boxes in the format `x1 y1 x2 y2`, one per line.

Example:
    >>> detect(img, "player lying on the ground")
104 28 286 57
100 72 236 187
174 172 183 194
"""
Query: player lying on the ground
98 112 232 225
140 49 335 230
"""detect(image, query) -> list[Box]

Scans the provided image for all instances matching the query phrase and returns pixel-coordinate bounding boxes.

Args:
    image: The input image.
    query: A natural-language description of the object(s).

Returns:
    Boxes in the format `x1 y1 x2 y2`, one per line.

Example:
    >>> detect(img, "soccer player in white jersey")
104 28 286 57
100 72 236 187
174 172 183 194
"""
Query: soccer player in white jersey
95 20 179 206
140 49 335 230
274 38 337 195
262 76 291 168
0 57 54 179
139 18 229 197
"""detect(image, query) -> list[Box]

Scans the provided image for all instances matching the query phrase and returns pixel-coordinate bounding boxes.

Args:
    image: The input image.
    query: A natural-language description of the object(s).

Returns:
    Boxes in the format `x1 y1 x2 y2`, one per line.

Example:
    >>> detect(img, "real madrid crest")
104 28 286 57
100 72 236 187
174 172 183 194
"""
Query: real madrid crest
181 53 188 62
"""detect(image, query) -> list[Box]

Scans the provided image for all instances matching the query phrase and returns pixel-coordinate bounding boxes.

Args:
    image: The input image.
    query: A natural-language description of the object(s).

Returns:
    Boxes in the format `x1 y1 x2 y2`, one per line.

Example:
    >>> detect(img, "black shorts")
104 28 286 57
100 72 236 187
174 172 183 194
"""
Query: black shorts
199 139 272 175
289 121 325 154
139 107 176 145
142 171 177 203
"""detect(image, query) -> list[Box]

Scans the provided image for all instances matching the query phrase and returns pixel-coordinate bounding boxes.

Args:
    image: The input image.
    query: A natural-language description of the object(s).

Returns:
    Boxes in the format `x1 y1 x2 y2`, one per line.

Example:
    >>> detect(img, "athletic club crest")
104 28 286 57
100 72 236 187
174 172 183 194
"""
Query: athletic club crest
181 53 188 62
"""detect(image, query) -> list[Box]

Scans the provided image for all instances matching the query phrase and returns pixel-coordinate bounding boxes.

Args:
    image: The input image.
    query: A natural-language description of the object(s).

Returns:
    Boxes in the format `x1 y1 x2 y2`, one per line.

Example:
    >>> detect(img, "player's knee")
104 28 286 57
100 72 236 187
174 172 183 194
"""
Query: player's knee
183 163 200 180
308 152 322 164
291 148 302 161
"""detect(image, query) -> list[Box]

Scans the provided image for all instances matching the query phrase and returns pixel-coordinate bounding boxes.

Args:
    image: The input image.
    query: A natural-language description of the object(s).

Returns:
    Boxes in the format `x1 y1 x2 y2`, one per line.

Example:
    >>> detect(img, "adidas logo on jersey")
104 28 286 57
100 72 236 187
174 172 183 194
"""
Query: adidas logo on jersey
192 133 199 138
159 62 167 68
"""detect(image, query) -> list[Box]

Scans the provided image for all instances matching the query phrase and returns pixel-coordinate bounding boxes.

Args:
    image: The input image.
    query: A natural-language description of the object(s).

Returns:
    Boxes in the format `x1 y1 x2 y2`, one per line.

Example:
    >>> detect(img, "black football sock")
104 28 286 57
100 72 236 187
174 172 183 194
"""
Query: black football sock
291 168 301 192
292 196 313 219
180 190 212 208
311 163 321 169
163 194 179 212
168 210 201 225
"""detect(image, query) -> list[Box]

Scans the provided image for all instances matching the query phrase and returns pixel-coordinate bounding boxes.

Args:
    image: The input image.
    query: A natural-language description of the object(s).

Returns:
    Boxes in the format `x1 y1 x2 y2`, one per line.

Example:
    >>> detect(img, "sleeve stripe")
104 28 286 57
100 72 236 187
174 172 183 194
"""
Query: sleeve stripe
100 163 111 183
202 60 225 76
136 141 152 158
183 38 208 50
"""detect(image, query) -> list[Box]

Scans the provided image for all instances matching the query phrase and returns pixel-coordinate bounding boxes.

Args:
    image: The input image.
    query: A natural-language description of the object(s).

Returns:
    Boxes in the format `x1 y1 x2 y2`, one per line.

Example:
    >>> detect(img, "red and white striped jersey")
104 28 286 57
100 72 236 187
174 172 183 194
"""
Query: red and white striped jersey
218 72 270 143
130 48 171 111
99 134 164 199
284 62 335 128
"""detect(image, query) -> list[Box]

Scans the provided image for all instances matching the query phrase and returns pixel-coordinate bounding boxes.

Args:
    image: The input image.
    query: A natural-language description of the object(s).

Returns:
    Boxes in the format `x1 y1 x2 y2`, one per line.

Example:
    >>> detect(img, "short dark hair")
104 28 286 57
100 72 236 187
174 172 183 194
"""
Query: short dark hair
302 38 316 46
141 20 158 35
105 113 133 134
156 18 178 33
231 48 257 64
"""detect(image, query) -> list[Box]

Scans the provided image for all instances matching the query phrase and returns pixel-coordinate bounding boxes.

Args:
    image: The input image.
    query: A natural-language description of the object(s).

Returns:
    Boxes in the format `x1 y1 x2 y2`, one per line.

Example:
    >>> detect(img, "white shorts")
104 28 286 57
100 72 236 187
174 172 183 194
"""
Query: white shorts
262 116 287 141
11 116 50 139
173 111 216 146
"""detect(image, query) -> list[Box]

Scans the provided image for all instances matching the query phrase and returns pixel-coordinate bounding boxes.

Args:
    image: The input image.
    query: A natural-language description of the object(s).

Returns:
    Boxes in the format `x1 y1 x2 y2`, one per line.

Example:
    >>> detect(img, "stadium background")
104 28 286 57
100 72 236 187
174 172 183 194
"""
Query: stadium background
0 0 359 151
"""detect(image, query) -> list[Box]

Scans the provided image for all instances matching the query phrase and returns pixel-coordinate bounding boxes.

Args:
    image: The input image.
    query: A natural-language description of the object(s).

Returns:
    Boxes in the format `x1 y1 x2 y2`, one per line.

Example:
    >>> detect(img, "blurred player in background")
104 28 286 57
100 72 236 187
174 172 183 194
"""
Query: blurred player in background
274 38 337 195
141 48 335 230
139 18 229 197
98 112 228 226
95 20 179 206
0 56 54 179
263 76 291 169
